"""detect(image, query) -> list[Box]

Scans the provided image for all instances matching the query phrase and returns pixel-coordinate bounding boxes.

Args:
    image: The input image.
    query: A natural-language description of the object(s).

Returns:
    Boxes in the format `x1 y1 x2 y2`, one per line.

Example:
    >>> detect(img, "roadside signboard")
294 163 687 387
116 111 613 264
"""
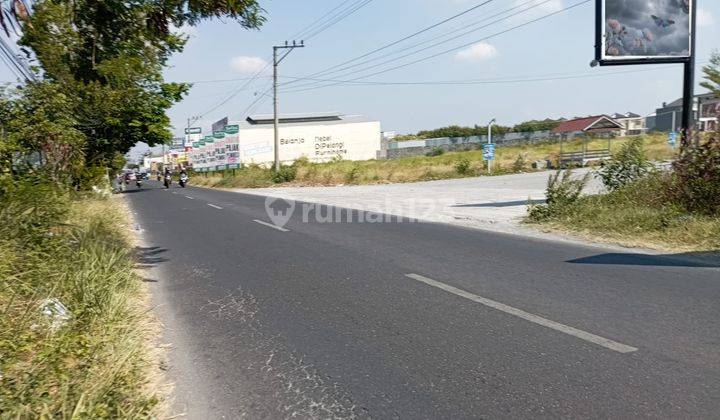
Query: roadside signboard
213 130 227 171
225 124 240 169
483 143 496 161
596 0 693 66
668 131 678 147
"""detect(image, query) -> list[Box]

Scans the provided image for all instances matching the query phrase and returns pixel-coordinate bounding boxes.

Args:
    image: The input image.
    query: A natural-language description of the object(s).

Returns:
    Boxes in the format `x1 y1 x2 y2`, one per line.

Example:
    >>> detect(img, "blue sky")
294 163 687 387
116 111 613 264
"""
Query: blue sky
2 0 718 144
162 0 719 137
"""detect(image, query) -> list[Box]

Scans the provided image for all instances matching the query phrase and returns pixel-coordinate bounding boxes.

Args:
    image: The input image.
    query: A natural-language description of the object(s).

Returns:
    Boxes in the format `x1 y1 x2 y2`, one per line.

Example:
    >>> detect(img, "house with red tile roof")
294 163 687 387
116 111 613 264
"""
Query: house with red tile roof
551 115 623 139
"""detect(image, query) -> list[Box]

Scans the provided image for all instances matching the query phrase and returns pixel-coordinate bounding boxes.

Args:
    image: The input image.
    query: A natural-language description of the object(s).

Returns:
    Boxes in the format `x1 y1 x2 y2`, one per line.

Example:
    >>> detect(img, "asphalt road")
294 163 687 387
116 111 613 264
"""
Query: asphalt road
126 181 720 419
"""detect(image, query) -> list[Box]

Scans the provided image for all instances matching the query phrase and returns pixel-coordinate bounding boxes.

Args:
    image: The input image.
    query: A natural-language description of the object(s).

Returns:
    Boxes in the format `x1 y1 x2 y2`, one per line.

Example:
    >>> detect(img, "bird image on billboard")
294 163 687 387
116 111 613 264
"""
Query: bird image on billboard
603 0 691 60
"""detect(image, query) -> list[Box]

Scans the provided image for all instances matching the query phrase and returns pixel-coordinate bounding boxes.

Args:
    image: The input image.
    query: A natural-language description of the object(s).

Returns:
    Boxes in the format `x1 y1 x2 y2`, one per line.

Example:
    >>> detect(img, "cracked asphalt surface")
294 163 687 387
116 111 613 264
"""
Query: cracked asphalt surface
127 181 720 419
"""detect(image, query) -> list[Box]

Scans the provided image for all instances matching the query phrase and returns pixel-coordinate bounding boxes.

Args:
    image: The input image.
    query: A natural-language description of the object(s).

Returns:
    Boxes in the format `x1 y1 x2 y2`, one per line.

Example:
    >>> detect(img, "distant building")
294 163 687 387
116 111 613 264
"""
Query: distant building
610 112 645 136
551 115 623 139
191 112 382 170
654 93 719 132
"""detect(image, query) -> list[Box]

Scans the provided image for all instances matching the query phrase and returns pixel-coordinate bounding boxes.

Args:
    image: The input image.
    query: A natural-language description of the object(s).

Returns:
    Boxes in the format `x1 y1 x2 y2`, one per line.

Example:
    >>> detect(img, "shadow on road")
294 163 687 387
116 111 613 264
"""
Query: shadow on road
135 246 169 269
452 199 546 208
567 252 720 268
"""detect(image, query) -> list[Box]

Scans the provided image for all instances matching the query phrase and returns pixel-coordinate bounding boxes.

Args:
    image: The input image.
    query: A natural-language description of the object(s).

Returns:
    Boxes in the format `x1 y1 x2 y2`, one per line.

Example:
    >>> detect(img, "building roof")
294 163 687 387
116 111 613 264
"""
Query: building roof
551 115 622 134
611 112 642 119
235 112 375 129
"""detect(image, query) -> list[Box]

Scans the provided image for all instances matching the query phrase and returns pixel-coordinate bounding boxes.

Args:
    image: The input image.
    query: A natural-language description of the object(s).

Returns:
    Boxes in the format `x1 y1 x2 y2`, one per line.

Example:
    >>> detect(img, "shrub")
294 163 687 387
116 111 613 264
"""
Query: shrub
670 134 720 215
529 169 590 220
454 157 473 175
426 147 445 157
271 165 297 183
597 137 652 191
512 153 527 172
345 162 362 183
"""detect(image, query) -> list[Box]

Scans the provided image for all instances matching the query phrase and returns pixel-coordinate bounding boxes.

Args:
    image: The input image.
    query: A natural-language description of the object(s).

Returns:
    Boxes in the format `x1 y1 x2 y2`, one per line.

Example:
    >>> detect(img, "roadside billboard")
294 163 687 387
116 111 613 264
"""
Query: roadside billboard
204 135 216 171
225 125 241 169
213 130 227 171
597 0 692 65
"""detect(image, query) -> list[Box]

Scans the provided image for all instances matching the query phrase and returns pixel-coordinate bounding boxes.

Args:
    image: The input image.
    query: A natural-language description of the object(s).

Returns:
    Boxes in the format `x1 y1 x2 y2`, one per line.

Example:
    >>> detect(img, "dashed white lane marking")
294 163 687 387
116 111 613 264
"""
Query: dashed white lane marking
405 273 638 354
207 204 223 210
185 196 194 200
253 219 290 232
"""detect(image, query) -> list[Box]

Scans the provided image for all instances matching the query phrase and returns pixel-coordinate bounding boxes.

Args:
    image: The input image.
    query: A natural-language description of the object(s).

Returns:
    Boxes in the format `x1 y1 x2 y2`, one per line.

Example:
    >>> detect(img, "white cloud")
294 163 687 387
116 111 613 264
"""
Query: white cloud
697 8 715 27
455 42 498 61
229 56 268 74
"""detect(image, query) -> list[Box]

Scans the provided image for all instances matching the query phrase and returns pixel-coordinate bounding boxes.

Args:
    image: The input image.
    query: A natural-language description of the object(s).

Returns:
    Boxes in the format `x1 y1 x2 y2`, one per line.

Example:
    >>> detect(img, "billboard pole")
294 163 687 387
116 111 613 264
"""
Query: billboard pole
273 41 305 172
681 0 698 147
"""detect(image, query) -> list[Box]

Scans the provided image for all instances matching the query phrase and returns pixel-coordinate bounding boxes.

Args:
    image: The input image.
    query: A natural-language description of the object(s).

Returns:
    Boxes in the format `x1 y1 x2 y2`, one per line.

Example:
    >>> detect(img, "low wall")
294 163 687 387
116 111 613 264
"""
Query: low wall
385 131 560 159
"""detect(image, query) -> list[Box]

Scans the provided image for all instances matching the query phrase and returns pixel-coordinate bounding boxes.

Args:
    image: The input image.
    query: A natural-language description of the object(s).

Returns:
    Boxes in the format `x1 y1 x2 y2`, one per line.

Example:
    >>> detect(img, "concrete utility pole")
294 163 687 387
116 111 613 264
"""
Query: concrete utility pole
487 118 496 174
273 41 305 172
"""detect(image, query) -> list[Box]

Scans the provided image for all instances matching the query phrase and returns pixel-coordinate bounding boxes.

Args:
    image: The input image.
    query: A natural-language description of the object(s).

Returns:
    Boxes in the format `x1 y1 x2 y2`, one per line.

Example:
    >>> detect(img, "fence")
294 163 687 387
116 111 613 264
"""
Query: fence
384 130 557 159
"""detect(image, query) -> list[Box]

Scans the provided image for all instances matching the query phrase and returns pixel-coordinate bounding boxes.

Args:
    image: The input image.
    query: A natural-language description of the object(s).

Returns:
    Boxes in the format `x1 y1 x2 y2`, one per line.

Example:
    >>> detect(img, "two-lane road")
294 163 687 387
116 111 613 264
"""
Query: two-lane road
127 182 720 419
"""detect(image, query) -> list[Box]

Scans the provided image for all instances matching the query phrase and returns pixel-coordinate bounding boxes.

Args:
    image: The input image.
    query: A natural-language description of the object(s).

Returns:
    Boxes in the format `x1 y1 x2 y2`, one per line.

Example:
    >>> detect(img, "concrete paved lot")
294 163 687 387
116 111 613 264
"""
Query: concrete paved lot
232 169 601 234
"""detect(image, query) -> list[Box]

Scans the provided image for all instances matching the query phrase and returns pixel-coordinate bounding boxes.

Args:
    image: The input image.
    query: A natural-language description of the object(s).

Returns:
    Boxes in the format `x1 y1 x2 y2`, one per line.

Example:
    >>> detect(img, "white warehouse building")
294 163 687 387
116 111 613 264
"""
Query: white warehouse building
191 112 382 171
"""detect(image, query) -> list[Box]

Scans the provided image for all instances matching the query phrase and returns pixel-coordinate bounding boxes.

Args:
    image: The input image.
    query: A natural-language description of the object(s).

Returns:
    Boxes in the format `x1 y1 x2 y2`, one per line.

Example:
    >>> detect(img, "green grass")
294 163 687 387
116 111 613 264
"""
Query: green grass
192 133 677 189
0 186 159 418
526 173 720 252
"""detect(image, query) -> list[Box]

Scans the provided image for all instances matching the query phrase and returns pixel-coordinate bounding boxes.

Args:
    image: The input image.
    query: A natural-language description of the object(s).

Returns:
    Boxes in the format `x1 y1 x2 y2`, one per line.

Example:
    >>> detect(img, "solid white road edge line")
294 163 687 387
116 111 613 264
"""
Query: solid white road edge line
253 219 290 232
207 204 223 209
185 196 194 200
405 273 638 354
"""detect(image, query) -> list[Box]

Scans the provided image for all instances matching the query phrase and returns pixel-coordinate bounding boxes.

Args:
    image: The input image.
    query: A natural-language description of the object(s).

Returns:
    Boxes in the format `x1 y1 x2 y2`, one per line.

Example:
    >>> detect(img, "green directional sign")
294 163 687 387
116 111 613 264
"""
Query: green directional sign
204 135 214 144
192 142 200 148
185 127 202 135
225 124 240 134
213 130 225 139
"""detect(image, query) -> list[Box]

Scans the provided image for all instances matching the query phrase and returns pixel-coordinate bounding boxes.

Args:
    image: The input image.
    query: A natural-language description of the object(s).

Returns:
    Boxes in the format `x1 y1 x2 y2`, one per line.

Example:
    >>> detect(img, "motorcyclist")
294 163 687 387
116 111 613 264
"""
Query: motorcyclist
163 168 172 188
178 169 189 187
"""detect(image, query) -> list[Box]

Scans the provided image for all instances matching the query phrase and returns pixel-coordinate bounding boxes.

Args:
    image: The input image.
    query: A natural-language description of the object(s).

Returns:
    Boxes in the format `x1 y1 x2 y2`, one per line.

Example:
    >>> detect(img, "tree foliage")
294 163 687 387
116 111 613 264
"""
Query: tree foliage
0 0 264 179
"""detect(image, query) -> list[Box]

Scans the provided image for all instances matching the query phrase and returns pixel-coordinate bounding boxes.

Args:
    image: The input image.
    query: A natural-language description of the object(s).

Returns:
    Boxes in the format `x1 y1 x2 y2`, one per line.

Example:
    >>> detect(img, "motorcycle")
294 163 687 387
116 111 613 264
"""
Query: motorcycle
179 174 188 188
163 174 172 189
136 179 143 189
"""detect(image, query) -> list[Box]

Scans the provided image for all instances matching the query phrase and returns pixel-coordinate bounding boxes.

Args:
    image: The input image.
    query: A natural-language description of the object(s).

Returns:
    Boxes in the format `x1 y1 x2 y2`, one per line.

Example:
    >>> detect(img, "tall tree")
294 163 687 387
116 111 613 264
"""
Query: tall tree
16 0 264 166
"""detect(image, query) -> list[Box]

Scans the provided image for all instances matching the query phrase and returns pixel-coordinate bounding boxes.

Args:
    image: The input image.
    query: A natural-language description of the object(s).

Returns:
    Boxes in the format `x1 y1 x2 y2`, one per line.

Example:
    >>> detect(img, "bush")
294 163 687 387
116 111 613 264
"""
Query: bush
426 147 445 157
670 135 720 215
512 153 527 172
597 137 652 191
271 165 297 183
345 162 362 183
454 157 473 175
529 169 590 220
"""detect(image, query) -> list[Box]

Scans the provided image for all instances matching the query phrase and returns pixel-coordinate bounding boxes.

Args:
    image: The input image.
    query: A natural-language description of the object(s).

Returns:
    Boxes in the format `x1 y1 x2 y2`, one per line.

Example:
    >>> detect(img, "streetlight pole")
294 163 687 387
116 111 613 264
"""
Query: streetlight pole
273 41 305 172
487 118 496 174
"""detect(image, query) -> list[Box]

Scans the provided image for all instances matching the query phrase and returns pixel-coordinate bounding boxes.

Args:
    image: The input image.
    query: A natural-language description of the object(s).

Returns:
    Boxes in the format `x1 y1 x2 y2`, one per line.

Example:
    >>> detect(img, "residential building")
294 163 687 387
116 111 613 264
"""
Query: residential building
611 112 645 136
654 93 719 132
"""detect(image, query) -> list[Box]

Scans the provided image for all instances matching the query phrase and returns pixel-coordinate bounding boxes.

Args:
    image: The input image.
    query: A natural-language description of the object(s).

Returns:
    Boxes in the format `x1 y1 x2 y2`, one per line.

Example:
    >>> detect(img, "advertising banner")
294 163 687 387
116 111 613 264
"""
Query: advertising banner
204 135 216 172
213 130 227 171
224 124 241 169
597 0 692 64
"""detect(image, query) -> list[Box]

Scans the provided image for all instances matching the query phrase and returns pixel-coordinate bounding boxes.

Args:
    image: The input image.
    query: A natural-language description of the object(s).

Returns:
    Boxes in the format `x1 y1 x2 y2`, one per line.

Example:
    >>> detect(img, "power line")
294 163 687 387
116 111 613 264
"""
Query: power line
302 0 374 41
277 61 708 90
284 0 591 94
289 0 496 85
285 0 558 91
289 0 355 41
195 0 372 121
289 0 544 88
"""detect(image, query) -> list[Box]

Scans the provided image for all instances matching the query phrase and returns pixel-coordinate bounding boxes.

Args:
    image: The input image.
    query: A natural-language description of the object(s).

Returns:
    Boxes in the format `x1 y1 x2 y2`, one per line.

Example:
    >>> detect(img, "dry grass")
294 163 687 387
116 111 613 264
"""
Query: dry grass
0 190 160 418
193 133 676 189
